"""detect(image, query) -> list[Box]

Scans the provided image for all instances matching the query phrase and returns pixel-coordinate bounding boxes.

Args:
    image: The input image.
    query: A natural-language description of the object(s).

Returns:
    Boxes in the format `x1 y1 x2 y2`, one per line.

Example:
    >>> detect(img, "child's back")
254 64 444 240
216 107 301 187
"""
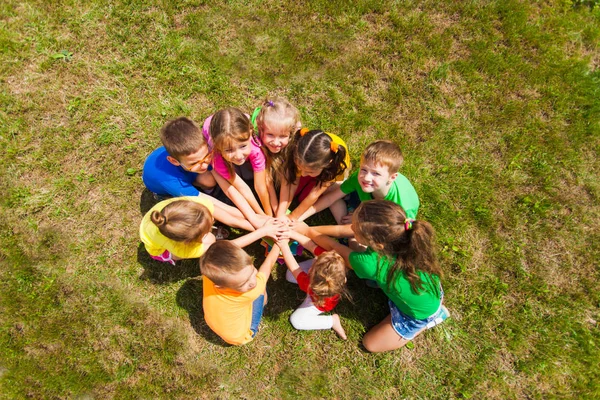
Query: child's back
142 117 215 198
200 240 280 345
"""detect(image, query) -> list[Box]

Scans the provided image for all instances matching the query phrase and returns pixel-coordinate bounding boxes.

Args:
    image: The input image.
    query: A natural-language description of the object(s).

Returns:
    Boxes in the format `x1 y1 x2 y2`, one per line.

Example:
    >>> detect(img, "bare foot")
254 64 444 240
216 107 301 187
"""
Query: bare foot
331 314 347 340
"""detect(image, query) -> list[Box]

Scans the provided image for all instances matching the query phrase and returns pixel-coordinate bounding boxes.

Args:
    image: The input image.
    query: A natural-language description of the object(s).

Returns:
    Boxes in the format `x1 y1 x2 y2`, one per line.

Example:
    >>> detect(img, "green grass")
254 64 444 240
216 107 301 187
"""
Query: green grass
1 0 599 398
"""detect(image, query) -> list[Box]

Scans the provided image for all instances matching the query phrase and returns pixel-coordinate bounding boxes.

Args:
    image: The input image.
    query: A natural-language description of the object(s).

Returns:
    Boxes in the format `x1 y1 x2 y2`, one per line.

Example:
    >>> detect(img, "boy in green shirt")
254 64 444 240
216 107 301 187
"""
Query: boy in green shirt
295 140 419 238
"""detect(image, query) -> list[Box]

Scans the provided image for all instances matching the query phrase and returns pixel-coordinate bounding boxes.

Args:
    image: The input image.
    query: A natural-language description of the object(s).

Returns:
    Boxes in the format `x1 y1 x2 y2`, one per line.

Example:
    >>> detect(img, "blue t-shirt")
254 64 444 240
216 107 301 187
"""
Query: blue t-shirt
142 147 201 197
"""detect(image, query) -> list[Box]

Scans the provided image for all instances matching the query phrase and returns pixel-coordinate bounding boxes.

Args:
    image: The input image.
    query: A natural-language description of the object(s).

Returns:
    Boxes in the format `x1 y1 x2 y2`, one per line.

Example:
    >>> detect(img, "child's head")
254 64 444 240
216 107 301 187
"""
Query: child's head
151 200 213 243
161 117 212 174
200 241 257 292
255 98 301 154
351 200 442 293
358 140 402 194
283 128 348 185
309 251 347 308
210 107 254 175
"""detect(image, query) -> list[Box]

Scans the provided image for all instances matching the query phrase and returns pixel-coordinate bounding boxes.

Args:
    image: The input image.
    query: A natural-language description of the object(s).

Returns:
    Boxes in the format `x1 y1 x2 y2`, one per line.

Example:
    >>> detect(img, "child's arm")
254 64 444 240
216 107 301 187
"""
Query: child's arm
278 239 303 280
287 182 330 221
267 179 279 216
229 173 266 216
201 193 255 231
305 227 353 268
211 171 264 229
253 169 273 217
258 243 281 278
276 180 299 219
295 184 347 221
230 219 288 248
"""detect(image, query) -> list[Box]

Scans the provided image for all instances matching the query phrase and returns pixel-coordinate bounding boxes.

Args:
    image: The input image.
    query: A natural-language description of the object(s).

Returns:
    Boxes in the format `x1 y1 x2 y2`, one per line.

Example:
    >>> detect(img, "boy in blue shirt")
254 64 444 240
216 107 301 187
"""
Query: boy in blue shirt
143 117 217 198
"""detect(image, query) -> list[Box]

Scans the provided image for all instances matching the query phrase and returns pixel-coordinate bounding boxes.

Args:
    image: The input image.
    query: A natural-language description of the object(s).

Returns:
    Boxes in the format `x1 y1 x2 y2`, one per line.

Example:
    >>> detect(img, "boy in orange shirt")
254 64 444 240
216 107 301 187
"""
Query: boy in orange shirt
200 241 281 345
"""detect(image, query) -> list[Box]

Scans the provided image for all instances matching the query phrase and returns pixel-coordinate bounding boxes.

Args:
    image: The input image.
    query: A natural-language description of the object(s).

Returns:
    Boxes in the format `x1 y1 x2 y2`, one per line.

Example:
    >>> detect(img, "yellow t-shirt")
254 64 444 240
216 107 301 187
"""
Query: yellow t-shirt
202 273 267 345
139 196 214 259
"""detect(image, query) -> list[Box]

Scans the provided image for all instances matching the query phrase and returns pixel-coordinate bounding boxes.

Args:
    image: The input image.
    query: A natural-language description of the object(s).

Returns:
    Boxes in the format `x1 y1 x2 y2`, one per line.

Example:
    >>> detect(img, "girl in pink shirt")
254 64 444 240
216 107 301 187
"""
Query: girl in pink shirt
202 108 270 225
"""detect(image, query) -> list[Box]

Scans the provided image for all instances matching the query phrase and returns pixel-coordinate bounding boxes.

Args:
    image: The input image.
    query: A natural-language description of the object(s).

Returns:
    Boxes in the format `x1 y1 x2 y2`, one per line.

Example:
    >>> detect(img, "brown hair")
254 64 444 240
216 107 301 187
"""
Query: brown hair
150 200 213 243
283 129 348 185
361 140 404 173
160 117 207 160
308 251 348 308
200 241 254 287
255 98 301 187
209 107 254 178
352 200 442 294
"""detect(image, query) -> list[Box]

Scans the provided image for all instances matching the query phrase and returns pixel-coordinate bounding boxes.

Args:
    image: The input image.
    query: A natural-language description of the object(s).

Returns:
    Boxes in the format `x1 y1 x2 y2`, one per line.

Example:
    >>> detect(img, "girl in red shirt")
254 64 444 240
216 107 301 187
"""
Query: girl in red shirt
279 241 348 339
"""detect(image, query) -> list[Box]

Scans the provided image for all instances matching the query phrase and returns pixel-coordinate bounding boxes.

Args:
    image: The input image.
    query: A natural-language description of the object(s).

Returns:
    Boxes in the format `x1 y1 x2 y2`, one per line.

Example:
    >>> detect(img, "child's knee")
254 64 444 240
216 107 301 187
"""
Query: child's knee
289 310 303 330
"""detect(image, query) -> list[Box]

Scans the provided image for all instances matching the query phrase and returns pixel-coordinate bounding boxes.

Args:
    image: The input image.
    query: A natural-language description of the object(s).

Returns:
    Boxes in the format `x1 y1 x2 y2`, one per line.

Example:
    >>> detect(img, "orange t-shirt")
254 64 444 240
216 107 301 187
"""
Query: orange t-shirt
202 272 267 345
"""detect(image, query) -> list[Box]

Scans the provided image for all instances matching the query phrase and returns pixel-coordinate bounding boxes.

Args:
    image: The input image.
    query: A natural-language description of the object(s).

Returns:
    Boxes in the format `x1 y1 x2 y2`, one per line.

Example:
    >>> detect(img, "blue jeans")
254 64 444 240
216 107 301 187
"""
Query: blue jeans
250 294 265 337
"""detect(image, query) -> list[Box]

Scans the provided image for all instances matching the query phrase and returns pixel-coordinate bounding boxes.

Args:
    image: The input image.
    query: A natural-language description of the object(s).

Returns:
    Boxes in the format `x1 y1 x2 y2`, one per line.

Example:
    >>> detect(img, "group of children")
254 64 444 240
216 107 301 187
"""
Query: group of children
139 98 449 352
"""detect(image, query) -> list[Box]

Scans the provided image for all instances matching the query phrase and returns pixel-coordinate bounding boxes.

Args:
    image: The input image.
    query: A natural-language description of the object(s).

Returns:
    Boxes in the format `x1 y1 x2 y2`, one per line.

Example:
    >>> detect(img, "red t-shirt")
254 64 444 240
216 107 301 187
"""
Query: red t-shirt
296 272 340 312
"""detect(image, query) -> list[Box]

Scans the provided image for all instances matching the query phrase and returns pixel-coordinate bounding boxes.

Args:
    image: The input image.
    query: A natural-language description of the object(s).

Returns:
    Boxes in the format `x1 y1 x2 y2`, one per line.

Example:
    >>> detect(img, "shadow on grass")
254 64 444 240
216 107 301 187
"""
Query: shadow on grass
176 278 228 346
139 188 158 216
137 243 201 284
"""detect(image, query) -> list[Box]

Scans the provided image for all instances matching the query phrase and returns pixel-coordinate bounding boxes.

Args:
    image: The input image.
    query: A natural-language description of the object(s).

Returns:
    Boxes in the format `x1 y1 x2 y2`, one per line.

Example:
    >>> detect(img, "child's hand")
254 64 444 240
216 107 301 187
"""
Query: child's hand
277 237 290 248
340 212 353 225
289 220 310 235
260 218 290 241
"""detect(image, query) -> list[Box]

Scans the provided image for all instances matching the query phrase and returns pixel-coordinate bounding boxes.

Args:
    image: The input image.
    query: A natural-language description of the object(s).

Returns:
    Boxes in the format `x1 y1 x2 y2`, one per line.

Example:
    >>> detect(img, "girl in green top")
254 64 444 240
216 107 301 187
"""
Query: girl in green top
303 199 449 353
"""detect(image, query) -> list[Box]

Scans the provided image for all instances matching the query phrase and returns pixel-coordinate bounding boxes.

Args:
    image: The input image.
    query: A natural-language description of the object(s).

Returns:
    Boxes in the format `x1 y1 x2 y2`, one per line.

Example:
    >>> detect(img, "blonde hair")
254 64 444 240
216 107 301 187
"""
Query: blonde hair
255 98 301 187
160 117 207 159
200 241 254 287
308 251 348 308
151 200 213 243
361 140 404 173
255 98 300 141
209 107 254 177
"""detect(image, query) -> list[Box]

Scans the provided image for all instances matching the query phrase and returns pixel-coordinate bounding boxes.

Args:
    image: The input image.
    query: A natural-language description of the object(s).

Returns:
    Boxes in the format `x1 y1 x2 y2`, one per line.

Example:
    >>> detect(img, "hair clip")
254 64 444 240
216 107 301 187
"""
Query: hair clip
330 141 339 153
300 128 310 136
404 218 415 231
267 100 275 107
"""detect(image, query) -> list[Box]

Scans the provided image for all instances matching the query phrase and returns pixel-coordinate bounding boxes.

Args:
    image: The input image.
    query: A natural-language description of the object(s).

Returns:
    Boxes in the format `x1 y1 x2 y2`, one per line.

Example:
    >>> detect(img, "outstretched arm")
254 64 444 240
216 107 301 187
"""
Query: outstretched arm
287 183 329 221
254 169 273 217
211 171 264 229
206 194 255 231
296 184 346 221
230 219 288 249
276 179 298 220
258 243 281 278
279 239 302 280
305 227 353 268
230 173 266 216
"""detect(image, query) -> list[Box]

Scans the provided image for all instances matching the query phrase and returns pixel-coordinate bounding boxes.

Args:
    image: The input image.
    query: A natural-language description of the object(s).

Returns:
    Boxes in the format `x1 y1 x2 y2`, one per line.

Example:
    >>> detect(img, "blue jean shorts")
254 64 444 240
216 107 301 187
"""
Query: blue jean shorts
389 300 449 340
250 294 265 337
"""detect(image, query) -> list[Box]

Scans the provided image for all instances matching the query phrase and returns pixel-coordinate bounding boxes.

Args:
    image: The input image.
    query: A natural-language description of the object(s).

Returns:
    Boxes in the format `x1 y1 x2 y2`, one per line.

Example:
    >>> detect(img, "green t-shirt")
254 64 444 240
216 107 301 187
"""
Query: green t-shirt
349 248 441 319
340 171 420 219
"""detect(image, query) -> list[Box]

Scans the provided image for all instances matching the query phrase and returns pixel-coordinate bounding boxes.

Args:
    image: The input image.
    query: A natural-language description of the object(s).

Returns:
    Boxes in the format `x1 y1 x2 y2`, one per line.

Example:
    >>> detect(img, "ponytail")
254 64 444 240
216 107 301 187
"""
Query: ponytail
353 200 442 293
283 129 349 185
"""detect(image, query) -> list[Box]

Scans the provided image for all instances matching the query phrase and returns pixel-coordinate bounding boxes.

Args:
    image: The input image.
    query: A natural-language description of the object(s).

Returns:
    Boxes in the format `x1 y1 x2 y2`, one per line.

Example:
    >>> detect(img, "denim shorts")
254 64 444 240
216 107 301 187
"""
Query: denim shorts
250 294 265 337
389 299 449 340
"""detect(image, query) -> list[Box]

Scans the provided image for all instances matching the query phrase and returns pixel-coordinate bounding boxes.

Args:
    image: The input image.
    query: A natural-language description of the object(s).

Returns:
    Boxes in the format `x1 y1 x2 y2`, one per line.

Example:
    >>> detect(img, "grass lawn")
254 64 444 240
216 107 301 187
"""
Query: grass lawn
1 0 599 398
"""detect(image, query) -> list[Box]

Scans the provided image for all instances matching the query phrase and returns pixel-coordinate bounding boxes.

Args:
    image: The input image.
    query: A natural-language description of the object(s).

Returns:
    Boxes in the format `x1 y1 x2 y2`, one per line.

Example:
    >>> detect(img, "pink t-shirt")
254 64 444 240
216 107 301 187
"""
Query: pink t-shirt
203 115 266 180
